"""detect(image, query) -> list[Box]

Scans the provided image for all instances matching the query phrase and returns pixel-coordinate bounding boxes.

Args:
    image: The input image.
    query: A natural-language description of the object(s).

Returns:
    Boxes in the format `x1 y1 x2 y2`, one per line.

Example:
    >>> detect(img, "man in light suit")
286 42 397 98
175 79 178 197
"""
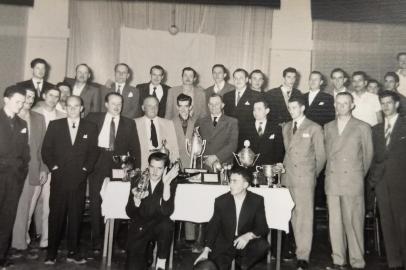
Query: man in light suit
135 96 179 169
324 92 373 270
369 91 406 270
195 94 238 171
166 67 207 120
101 63 141 119
204 64 234 100
65 63 101 116
282 96 326 270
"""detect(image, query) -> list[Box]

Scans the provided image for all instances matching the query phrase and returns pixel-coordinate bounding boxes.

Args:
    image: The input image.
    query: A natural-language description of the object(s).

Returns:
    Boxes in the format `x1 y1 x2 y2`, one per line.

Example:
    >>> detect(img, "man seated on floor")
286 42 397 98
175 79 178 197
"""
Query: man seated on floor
125 152 179 270
194 166 269 270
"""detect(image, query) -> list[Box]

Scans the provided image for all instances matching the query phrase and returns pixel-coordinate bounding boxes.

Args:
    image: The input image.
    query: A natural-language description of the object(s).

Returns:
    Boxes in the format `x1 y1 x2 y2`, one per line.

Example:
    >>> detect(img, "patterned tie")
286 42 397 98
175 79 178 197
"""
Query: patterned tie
236 91 241 106
385 123 392 148
213 117 218 127
109 117 116 150
258 122 263 136
36 81 41 97
152 87 157 98
151 120 158 148
293 121 298 135
116 85 121 95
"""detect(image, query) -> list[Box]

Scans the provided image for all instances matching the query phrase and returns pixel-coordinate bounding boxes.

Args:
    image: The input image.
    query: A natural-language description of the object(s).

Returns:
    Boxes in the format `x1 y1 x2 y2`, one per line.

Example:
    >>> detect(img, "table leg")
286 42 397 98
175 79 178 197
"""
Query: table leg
169 231 174 270
276 230 282 270
267 229 272 270
102 219 110 259
107 219 115 267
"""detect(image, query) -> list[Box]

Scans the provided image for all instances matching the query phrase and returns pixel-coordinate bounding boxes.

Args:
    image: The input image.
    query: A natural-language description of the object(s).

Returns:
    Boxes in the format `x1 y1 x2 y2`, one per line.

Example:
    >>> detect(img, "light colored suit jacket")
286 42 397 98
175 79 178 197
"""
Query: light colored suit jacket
135 116 179 169
172 116 196 168
165 85 207 120
324 117 373 196
281 117 326 188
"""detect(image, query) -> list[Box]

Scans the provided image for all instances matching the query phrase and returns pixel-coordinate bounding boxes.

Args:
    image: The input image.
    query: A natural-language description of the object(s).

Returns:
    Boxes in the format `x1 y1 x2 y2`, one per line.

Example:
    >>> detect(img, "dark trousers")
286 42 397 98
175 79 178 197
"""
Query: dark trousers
126 219 174 270
210 238 268 270
47 180 86 258
0 173 23 260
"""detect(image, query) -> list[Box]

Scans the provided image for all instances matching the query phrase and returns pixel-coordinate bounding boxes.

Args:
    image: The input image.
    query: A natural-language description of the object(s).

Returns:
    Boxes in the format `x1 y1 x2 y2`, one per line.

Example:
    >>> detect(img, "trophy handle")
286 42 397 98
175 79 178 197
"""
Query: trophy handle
232 152 242 167
255 165 263 172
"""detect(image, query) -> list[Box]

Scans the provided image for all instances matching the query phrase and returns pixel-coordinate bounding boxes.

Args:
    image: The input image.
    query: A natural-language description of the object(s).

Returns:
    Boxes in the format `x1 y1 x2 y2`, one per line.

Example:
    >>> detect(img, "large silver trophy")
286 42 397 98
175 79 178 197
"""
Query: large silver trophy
186 127 206 168
112 153 136 182
233 140 260 168
256 163 285 188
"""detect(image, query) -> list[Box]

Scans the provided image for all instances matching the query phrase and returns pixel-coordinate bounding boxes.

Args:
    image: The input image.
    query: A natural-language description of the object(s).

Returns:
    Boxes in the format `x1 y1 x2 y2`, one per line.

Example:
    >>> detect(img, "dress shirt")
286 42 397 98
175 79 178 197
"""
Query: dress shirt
98 113 120 148
72 83 85 96
213 81 226 93
67 118 80 144
143 116 161 150
337 116 351 135
234 193 246 236
235 87 247 106
292 115 306 130
149 83 163 101
32 78 43 93
308 89 320 105
352 91 381 126
115 82 126 95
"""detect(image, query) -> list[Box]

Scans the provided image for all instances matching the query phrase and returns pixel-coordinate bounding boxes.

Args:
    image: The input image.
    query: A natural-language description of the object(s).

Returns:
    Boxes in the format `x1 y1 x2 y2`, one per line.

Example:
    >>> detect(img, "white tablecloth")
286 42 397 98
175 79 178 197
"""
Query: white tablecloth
100 178 131 219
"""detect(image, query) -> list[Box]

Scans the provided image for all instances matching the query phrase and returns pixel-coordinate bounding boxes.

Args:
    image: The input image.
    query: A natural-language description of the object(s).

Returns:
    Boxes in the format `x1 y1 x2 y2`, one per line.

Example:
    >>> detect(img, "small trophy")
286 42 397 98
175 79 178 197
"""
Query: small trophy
256 164 273 187
159 139 170 156
272 163 285 188
112 154 136 182
233 140 260 168
186 127 206 169
220 163 232 185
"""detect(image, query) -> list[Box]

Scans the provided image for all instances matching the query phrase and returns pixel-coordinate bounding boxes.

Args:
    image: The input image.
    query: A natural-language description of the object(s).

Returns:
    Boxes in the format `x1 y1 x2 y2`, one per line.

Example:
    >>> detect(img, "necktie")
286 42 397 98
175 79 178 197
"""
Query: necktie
8 116 14 131
385 123 392 147
152 87 157 98
258 122 263 136
293 121 298 135
116 85 121 95
213 117 218 127
151 120 158 148
236 91 241 106
36 81 41 97
109 117 116 150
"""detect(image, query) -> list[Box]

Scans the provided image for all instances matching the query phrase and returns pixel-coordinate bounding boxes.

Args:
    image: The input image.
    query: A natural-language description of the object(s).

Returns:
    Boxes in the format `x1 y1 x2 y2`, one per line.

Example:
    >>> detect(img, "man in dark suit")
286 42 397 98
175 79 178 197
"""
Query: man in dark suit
16 58 54 104
101 63 141 119
223 68 262 149
264 67 302 125
41 96 99 265
194 167 269 270
137 65 171 118
369 91 406 270
86 92 141 253
205 64 234 100
64 63 101 116
195 94 239 171
240 98 284 165
304 71 335 127
0 86 30 268
126 152 179 270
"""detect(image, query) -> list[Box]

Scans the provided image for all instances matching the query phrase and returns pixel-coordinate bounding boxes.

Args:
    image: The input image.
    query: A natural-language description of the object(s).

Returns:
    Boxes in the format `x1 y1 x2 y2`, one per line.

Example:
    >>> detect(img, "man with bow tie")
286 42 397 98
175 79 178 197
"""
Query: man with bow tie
41 95 99 265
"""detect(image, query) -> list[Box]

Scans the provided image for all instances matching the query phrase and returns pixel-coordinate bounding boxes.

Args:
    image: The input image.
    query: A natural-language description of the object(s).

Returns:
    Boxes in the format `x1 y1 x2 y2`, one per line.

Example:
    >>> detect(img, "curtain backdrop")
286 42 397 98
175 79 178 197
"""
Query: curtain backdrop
67 0 273 87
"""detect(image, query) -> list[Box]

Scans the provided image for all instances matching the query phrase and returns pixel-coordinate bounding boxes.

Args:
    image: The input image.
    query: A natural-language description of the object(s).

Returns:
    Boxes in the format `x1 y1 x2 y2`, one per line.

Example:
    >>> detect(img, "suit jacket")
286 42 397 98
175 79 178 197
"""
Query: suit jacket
194 114 238 164
41 118 99 190
137 82 171 118
64 78 101 116
27 111 48 186
264 87 302 125
204 82 234 100
135 116 179 169
0 109 30 181
281 118 326 188
240 121 285 165
396 91 406 117
223 88 262 148
304 91 335 126
324 117 373 196
369 116 406 193
86 112 141 169
172 116 196 168
100 83 141 119
17 79 54 103
165 85 207 120
206 191 268 254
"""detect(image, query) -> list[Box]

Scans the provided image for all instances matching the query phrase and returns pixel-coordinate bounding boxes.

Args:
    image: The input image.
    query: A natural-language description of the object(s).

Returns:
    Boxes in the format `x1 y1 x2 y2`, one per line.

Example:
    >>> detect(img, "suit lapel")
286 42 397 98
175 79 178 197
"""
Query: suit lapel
121 84 130 98
309 91 322 108
237 89 250 107
387 116 403 150
226 194 237 236
331 118 354 155
73 120 85 146
288 118 310 151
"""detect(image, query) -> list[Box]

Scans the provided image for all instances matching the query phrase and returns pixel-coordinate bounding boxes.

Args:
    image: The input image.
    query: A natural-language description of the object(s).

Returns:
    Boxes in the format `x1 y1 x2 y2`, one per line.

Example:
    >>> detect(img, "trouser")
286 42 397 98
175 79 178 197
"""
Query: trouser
289 186 314 261
327 195 365 268
33 174 51 247
126 219 174 270
209 238 268 270
375 183 406 269
0 173 24 260
185 222 196 241
47 181 86 258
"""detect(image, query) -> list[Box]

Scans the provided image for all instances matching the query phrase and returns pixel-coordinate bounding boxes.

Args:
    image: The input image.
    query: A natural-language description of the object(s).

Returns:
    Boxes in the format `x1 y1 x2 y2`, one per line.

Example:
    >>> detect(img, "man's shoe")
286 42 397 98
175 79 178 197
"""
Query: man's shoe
0 258 14 268
66 252 87 265
282 250 296 262
44 257 56 265
325 264 348 270
297 260 309 270
26 250 39 260
9 249 24 259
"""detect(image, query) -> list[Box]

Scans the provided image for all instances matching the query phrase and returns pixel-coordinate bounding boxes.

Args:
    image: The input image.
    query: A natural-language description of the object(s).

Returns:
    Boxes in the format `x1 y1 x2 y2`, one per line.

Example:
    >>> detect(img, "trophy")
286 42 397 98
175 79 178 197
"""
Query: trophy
272 163 285 188
132 167 150 193
112 153 136 182
256 164 273 187
220 163 232 185
233 140 260 168
186 127 206 168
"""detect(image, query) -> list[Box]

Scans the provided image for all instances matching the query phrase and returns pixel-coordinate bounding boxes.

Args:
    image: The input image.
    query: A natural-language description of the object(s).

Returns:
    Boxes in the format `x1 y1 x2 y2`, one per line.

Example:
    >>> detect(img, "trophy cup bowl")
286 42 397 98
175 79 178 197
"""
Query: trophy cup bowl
186 127 206 168
233 140 260 168
256 164 273 187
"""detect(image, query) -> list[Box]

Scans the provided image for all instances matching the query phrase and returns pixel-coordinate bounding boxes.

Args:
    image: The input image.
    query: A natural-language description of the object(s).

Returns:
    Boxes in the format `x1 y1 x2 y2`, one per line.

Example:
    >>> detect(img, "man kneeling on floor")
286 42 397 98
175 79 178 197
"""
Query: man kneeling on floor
125 152 179 270
194 166 269 270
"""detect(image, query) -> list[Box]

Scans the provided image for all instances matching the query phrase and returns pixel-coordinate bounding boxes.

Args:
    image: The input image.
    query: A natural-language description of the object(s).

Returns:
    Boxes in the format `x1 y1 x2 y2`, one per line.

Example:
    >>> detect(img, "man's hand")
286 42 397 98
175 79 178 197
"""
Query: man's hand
131 188 149 207
162 163 179 186
233 232 256 250
194 247 211 265
39 171 48 185
203 155 218 168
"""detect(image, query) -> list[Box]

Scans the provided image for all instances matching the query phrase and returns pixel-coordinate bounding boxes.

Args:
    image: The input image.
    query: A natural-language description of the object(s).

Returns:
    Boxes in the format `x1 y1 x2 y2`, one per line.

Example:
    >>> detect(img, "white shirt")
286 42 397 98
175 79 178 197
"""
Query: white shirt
42 109 57 128
352 91 381 126
337 116 351 135
115 83 126 95
98 113 120 148
234 193 246 236
150 179 160 194
255 120 267 134
396 70 406 96
235 87 247 106
213 81 225 93
308 89 320 105
149 83 163 101
292 115 305 130
143 116 161 151
73 83 85 96
67 118 79 144
385 113 399 134
32 78 43 94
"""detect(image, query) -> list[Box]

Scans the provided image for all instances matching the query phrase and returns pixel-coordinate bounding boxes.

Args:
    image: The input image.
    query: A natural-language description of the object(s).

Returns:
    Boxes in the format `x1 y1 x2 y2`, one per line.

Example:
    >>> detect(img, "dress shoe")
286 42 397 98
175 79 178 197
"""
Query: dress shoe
44 257 56 265
325 264 348 270
282 250 296 262
66 252 86 265
0 258 14 268
9 249 24 259
297 260 309 269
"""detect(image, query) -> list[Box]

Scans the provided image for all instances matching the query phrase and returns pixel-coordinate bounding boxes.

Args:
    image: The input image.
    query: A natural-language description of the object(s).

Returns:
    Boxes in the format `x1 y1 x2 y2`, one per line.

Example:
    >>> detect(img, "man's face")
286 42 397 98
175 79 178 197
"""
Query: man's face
43 89 60 109
331 71 347 90
142 97 159 119
115 65 130 84
148 159 165 182
177 100 191 120
380 96 399 117
182 70 195 86
351 75 367 92
105 95 122 116
384 76 399 91
23 90 36 110
283 72 296 88
335 94 353 116
398 55 406 69
4 93 25 114
309 73 323 90
249 73 264 90
66 97 83 119
229 173 248 196
32 63 46 79
367 82 380 94
58 85 71 103
288 101 304 120
212 67 226 84
253 102 269 121
233 71 248 90
75 65 90 84
150 68 164 85
208 96 224 116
